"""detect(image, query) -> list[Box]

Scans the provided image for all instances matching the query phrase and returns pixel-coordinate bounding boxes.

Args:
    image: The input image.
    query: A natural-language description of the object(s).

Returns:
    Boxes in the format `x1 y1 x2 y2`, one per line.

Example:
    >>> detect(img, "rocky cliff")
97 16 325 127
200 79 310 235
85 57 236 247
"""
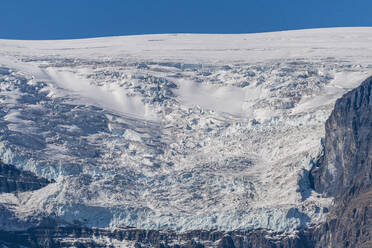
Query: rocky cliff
0 161 53 193
310 75 372 247
0 226 314 248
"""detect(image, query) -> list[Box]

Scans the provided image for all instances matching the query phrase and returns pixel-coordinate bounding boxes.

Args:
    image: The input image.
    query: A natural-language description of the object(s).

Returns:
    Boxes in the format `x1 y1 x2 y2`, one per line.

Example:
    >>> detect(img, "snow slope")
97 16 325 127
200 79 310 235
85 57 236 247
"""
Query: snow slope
0 27 372 232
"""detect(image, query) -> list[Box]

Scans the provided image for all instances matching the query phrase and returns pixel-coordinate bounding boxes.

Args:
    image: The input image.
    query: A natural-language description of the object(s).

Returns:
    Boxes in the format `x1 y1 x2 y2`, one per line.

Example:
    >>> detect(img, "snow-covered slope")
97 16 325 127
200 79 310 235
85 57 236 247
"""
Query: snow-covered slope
0 27 372 232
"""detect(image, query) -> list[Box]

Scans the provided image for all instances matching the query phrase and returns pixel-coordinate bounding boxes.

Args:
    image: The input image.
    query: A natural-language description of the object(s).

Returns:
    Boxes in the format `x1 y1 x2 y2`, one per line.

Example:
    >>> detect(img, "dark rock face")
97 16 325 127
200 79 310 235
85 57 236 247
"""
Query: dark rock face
0 161 53 193
310 76 372 247
0 226 315 248
311 190 372 248
311 76 372 197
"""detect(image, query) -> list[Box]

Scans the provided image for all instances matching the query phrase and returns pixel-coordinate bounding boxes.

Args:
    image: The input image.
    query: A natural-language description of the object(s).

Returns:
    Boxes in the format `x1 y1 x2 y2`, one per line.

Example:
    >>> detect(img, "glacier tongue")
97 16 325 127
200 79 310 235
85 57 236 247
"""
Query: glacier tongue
0 28 372 232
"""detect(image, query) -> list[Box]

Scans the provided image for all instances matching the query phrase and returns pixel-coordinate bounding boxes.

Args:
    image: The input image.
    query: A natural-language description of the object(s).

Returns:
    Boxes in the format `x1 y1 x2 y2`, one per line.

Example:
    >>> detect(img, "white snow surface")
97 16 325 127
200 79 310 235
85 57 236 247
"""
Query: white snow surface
0 27 372 232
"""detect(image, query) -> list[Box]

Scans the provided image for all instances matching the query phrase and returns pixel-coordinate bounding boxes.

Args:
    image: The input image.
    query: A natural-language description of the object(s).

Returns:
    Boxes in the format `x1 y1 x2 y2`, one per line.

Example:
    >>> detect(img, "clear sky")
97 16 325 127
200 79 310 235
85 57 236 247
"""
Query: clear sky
1 0 372 40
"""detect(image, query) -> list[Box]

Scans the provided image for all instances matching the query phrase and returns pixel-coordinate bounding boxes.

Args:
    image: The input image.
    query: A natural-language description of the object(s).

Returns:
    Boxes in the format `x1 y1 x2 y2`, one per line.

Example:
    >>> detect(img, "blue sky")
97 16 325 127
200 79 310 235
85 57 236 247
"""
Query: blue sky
1 0 372 40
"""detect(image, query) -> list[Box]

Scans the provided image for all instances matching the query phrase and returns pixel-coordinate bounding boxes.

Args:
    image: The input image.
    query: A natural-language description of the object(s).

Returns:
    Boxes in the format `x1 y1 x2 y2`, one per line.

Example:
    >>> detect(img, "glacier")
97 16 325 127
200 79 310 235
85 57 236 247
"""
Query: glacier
0 27 372 233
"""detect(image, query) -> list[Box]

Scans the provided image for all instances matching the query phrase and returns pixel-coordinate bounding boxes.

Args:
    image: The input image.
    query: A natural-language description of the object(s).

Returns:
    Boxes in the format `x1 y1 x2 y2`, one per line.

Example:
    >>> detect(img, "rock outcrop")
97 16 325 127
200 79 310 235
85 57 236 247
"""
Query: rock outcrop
0 161 53 193
310 75 372 247
0 226 314 248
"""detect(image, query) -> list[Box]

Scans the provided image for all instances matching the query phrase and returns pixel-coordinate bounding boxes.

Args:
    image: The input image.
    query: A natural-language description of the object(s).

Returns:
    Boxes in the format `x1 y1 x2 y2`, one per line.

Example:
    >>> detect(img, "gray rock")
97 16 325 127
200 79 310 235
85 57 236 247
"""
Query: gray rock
310 75 372 247
0 161 53 193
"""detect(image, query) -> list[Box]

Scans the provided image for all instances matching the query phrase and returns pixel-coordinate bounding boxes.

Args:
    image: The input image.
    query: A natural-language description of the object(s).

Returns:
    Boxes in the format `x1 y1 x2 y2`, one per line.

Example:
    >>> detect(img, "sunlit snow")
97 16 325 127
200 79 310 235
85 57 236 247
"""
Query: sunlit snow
0 27 372 232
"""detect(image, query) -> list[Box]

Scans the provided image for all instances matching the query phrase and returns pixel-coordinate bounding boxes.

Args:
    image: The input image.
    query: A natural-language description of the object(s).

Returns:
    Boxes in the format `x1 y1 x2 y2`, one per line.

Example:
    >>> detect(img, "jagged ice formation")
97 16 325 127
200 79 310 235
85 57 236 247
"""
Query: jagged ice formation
0 28 372 234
